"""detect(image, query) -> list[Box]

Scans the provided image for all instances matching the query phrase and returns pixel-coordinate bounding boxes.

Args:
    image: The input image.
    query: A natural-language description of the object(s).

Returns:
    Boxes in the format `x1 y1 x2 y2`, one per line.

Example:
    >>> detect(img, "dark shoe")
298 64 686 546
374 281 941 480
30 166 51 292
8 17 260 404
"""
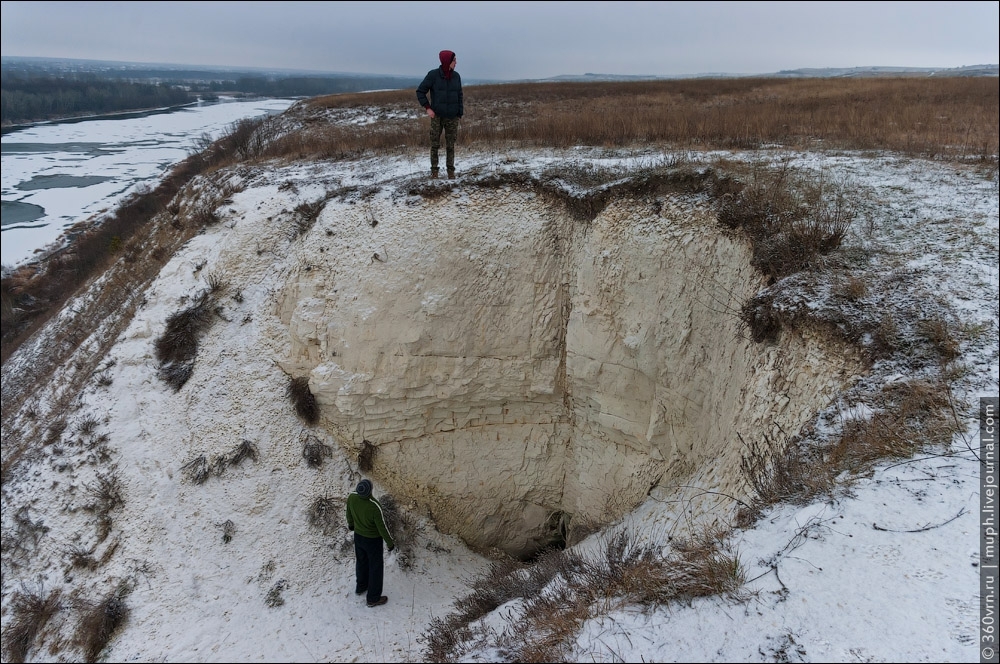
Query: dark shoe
367 596 388 607
355 588 367 596
431 170 439 179
447 170 456 179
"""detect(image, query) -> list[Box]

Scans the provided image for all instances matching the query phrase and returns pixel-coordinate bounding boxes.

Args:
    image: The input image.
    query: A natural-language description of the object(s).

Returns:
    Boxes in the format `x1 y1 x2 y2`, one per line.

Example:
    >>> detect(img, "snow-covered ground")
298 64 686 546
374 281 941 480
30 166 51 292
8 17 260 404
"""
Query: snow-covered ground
1 139 997 663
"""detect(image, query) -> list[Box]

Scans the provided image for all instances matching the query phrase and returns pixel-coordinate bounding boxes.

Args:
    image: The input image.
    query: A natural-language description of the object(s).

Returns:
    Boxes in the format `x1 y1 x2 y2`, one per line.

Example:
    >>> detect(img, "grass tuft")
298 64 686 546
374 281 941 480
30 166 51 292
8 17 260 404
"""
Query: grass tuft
1 585 62 663
74 588 130 663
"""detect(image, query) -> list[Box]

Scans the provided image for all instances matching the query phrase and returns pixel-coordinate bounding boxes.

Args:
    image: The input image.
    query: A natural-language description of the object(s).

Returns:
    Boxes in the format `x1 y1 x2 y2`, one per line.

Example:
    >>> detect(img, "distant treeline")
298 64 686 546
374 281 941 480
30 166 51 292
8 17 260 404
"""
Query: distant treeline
229 75 420 97
1 75 192 125
0 67 421 125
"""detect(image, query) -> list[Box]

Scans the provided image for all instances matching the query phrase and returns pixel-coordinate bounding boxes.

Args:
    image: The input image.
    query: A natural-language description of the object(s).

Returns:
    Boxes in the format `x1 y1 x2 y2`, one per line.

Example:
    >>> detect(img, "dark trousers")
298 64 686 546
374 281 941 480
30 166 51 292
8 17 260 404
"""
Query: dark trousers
354 533 384 603
430 116 459 172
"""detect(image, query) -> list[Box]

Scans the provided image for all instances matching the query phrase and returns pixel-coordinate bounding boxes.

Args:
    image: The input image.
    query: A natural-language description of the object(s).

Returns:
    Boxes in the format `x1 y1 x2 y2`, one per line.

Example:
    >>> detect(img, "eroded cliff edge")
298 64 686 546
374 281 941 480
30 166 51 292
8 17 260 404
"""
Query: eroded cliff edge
276 181 862 557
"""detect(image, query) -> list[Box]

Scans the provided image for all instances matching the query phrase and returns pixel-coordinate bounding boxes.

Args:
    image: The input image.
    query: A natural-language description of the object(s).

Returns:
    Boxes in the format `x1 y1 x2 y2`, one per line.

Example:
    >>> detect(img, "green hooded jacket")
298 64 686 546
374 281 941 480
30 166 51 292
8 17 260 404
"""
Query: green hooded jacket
346 492 395 549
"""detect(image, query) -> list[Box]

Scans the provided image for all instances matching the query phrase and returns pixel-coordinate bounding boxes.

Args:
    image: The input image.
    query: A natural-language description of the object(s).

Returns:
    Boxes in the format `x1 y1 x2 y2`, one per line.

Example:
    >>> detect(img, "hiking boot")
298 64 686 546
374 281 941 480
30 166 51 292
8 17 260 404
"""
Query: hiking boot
367 596 388 607
447 170 456 179
431 170 439 179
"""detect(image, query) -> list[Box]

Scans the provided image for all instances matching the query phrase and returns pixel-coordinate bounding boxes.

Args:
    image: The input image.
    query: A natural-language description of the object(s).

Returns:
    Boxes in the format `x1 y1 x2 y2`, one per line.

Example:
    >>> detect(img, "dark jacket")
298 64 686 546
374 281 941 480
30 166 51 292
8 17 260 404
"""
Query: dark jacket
416 67 464 119
346 492 395 548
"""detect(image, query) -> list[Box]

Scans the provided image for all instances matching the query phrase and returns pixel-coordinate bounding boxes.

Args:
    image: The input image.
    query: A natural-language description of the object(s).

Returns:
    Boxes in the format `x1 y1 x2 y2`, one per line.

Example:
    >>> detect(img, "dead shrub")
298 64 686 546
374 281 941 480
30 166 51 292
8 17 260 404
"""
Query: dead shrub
422 616 474 664
204 271 228 295
74 588 130 663
86 470 124 516
76 415 100 436
358 439 376 472
287 376 319 424
181 455 209 484
308 495 343 536
66 544 98 571
228 439 259 467
717 164 854 283
155 291 218 391
220 519 236 544
2 507 50 564
265 579 288 608
1 585 62 663
301 434 331 468
46 419 68 446
378 494 424 571
189 201 220 225
739 293 783 343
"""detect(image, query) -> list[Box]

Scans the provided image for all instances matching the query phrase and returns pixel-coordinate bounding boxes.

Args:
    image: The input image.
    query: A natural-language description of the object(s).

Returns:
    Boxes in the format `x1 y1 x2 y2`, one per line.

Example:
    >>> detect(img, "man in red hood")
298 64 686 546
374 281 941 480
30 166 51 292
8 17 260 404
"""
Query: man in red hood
416 50 463 178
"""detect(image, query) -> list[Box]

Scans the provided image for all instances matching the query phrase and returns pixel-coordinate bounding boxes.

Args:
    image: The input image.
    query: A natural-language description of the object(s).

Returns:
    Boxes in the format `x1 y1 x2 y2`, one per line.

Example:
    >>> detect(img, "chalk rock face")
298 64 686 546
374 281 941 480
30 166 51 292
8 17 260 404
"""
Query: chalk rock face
276 187 860 557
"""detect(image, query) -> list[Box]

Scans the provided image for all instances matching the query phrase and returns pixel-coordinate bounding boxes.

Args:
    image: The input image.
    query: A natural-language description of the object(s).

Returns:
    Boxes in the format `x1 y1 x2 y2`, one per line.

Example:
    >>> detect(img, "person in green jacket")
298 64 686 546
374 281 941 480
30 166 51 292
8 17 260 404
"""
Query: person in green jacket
346 478 395 607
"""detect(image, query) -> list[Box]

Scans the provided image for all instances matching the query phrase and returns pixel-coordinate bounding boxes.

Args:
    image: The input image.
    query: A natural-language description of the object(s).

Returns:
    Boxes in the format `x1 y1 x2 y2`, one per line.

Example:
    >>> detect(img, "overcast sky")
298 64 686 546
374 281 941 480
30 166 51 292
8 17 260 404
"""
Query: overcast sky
1 1 998 80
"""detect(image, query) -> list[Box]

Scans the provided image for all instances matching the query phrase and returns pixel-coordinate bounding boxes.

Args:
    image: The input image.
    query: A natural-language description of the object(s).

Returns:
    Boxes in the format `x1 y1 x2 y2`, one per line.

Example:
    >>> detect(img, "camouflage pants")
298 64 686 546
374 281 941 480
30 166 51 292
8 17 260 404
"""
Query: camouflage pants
430 116 459 172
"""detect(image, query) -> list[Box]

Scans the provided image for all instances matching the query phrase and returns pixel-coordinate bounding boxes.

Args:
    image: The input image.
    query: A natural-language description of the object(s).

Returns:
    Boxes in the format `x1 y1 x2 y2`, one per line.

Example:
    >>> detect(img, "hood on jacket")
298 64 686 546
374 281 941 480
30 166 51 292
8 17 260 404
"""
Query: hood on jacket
439 50 456 80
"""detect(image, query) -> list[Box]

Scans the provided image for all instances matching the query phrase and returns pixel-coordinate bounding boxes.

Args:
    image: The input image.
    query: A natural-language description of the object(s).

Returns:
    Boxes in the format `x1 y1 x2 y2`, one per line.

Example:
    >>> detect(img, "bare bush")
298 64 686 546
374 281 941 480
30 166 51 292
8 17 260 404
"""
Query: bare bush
228 439 259 467
917 315 961 361
155 291 219 391
204 271 228 295
716 164 854 283
220 519 236 544
358 439 376 472
2 506 50 564
378 494 424 571
66 544 98 571
76 415 100 436
301 434 331 468
287 376 319 424
181 455 209 484
830 378 958 471
308 495 343 536
265 579 288 608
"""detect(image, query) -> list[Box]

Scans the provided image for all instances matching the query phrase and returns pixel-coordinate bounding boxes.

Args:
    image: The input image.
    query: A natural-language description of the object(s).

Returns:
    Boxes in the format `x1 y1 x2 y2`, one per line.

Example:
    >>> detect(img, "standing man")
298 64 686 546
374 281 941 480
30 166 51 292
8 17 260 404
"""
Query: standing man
346 478 395 607
416 50 463 179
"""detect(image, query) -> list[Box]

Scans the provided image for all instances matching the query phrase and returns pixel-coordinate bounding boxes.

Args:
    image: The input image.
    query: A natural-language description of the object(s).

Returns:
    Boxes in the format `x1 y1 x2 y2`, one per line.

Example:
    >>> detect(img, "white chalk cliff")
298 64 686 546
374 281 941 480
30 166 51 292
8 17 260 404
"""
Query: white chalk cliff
273 174 861 557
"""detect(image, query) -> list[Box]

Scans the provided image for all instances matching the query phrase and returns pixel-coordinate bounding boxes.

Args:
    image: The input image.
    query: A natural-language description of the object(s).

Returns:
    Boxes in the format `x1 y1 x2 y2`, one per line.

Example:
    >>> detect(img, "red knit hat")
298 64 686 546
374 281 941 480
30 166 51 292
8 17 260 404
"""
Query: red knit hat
439 50 456 79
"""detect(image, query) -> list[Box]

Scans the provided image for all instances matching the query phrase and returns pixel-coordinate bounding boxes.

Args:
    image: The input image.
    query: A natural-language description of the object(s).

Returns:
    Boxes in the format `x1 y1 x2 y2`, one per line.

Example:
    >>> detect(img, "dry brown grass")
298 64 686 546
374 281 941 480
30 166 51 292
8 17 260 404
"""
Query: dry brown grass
423 527 744 662
286 77 997 161
737 374 964 528
1 585 62 663
829 378 960 472
73 588 130 663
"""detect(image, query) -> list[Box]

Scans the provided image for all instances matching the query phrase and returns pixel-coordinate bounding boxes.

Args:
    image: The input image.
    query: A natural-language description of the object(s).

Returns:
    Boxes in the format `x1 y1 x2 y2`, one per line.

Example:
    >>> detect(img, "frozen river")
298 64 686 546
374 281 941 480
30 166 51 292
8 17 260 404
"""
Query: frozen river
1 97 296 268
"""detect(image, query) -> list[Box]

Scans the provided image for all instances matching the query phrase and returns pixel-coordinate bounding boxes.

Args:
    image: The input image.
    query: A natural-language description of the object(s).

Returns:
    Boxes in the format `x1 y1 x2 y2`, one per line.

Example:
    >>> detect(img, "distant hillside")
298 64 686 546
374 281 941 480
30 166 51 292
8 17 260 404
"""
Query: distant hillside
534 64 999 83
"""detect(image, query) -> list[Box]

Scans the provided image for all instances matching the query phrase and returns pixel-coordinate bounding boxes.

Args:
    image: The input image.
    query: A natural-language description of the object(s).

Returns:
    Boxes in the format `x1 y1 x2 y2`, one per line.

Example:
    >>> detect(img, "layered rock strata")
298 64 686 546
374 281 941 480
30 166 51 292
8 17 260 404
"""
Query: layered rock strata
277 186 861 557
